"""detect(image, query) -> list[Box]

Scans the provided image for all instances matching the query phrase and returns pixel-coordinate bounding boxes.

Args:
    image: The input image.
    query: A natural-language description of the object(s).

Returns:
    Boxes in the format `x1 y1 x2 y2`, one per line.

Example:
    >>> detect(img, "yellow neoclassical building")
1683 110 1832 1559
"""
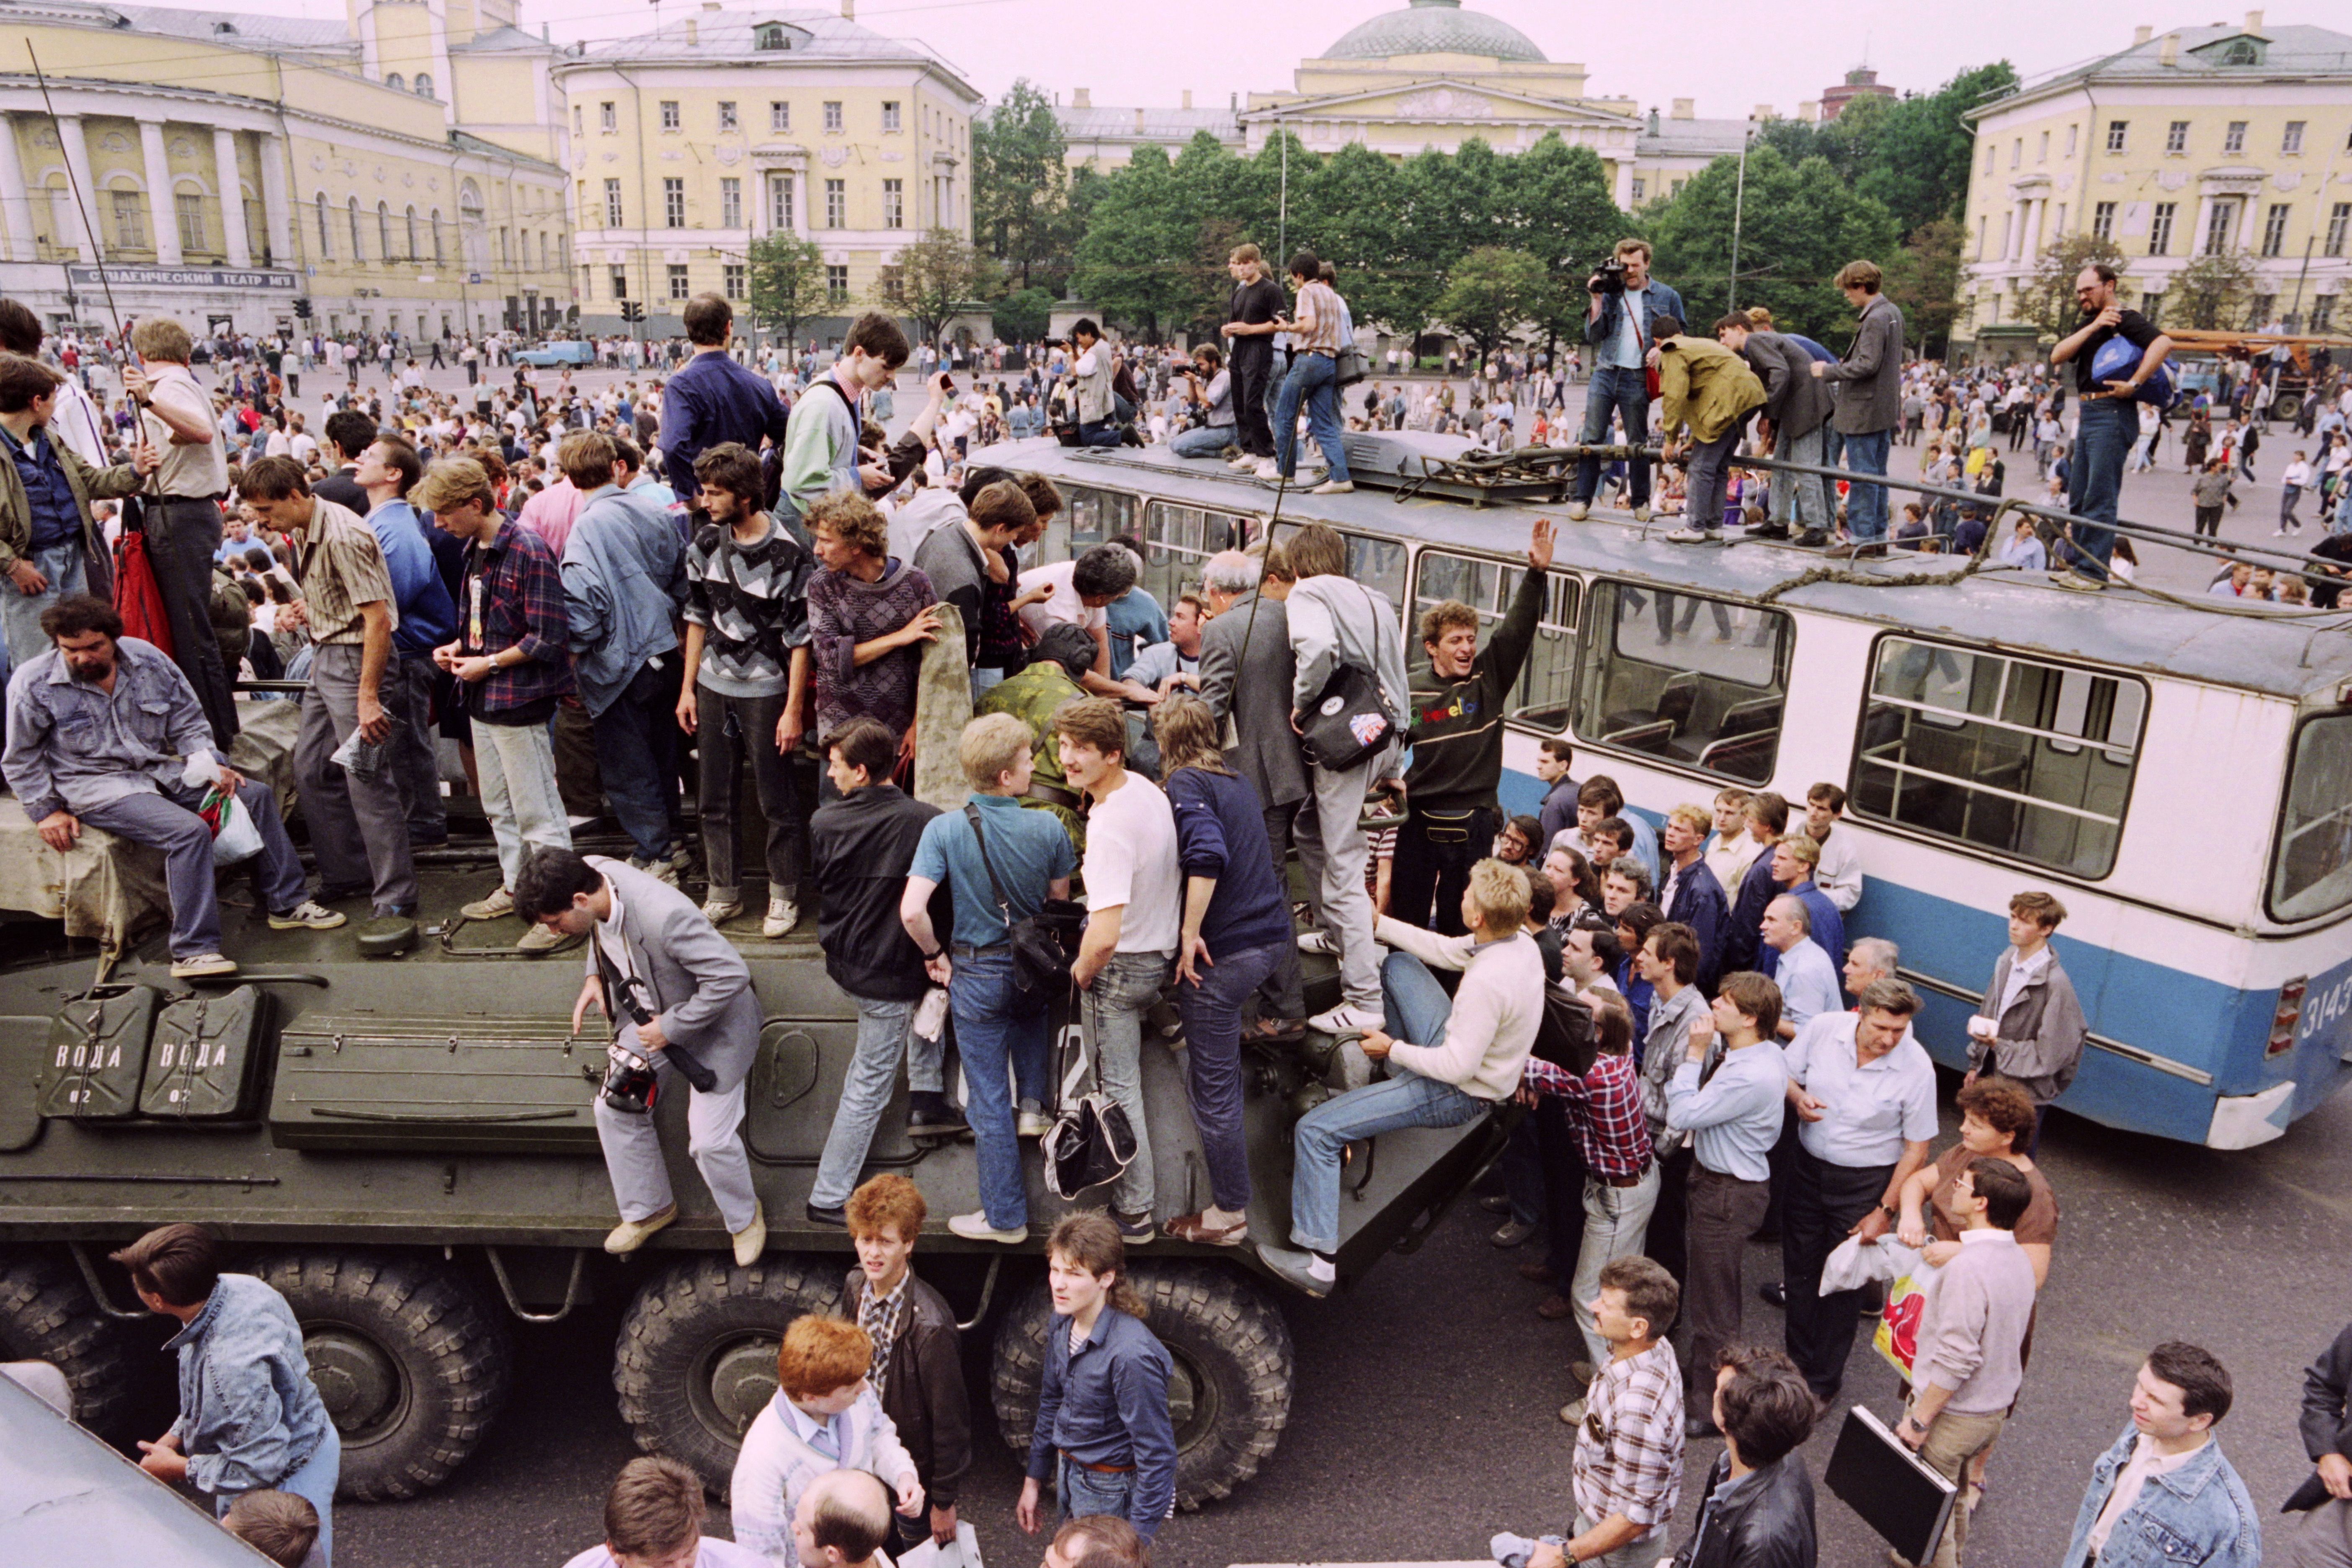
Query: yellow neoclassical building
0 0 575 340
1956 14 2352 356
553 2 982 336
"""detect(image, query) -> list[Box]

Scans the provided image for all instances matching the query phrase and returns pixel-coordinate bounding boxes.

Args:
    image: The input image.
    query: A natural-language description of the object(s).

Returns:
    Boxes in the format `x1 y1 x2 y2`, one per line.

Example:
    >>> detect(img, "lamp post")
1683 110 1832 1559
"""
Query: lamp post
1728 119 1755 314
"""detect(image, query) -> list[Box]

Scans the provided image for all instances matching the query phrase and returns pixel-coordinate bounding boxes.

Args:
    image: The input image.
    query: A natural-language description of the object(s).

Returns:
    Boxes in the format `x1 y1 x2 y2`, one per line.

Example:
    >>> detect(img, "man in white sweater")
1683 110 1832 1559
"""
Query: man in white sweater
1896 1157 2038 1568
1259 858 1543 1296
730 1316 921 1565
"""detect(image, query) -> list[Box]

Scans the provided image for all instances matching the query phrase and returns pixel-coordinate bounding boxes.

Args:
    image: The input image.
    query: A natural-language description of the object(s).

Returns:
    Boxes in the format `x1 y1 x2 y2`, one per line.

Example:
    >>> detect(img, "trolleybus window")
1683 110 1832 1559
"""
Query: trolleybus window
1850 638 2144 879
1141 501 1252 609
1407 549 1581 734
1048 484 1136 561
1345 533 1407 607
1571 580 1788 782
2271 715 2352 921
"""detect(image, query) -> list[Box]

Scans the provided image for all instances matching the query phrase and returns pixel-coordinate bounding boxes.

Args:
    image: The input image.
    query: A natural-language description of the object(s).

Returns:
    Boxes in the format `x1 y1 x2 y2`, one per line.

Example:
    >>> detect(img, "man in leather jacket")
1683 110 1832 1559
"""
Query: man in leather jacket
841 1176 971 1556
1673 1346 1819 1568
2282 1321 2352 1566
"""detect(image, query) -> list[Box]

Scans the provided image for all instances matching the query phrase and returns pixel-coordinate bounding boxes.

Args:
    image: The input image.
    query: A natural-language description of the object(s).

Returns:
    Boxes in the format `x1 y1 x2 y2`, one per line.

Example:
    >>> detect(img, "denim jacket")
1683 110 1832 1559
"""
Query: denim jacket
560 483 686 716
165 1274 333 1498
2060 1424 2261 1568
2 636 214 822
1584 281 1688 368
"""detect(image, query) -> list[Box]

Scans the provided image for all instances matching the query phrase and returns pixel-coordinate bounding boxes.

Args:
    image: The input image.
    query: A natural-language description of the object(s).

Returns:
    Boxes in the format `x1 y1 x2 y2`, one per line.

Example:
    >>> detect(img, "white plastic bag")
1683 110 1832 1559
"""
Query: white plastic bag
1819 1233 1923 1296
897 1522 983 1568
207 788 265 866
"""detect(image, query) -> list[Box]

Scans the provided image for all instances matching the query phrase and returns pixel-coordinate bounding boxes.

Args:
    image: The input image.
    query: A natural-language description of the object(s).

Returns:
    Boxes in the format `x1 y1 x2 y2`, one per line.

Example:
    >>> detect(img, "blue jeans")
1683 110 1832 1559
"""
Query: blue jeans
1274 351 1349 482
0 539 85 671
949 946 1047 1230
588 659 684 861
1056 1451 1137 1531
1173 937 1284 1212
1573 365 1652 507
1287 950 1489 1253
1841 428 1894 541
216 1424 340 1568
2065 396 2133 580
1169 423 1235 458
810 995 916 1209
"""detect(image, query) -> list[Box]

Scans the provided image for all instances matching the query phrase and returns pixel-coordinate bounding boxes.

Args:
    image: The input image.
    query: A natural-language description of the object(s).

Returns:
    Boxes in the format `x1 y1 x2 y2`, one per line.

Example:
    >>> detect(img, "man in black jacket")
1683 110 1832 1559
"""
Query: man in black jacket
2282 1321 2352 1566
806 717 955 1227
1673 1344 1819 1568
843 1174 972 1556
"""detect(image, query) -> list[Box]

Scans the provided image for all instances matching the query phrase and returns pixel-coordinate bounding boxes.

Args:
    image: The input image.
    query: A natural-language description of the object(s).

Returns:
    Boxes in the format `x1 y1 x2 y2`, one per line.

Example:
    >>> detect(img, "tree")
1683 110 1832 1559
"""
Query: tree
990 285 1055 343
1432 247 1546 361
1648 143 1900 343
2169 250 2261 330
1855 63 2020 236
1496 134 1625 358
745 234 827 352
888 229 999 346
973 80 1073 288
1883 217 1964 354
2016 232 2130 338
1070 144 1219 341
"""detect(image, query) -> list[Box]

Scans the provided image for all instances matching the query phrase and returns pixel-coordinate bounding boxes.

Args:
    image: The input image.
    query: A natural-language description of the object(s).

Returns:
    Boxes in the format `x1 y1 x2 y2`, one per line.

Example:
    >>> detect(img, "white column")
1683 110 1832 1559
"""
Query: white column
256 132 291 267
794 170 811 240
2023 199 2045 263
0 115 35 261
138 119 181 265
2190 196 2215 257
212 128 250 266
54 115 104 261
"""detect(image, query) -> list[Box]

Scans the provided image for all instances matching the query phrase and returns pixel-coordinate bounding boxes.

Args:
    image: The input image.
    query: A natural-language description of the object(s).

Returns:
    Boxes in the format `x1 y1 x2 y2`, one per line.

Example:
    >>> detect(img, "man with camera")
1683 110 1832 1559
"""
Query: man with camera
1567 240 1684 525
1169 345 1238 460
515 846 769 1266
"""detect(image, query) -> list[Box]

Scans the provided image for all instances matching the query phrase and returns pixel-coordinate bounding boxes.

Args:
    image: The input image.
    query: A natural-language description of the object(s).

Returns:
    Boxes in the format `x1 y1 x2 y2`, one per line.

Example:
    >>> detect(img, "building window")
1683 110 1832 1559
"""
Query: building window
604 178 624 227
882 101 901 132
668 264 690 300
823 101 843 133
377 201 392 261
2092 201 2115 240
882 179 903 229
414 72 432 98
826 264 848 302
2223 37 2259 65
663 178 685 227
771 101 789 132
660 101 681 132
432 210 444 264
1974 215 1986 260
1630 177 1645 202
2106 119 2128 152
2037 131 2048 162
499 227 508 266
1575 580 1787 783
386 72 404 93
724 262 746 300
2148 201 2175 255
719 101 738 132
2204 199 2239 256
404 204 418 261
770 175 794 231
879 264 902 300
2327 202 2351 258
345 196 362 258
601 102 616 133
2284 121 2306 155
610 266 629 300
2165 120 2188 155
1981 142 1995 175
755 21 789 49
2262 204 2291 258
110 188 143 250
2064 123 2077 157
573 106 583 136
2314 296 2337 332
2141 291 2164 324
720 177 742 228
175 191 206 253
825 178 845 227
2223 121 2246 155
2009 138 2021 168
315 191 332 258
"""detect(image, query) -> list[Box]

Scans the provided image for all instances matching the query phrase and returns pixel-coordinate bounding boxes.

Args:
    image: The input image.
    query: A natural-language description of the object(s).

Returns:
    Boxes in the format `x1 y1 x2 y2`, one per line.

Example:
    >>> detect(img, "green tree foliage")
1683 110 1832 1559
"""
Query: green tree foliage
1855 63 2020 238
973 80 1073 287
1069 145 1206 342
2168 250 2262 330
889 229 1000 346
2016 232 2131 339
1647 143 1900 342
1432 247 1547 359
745 234 828 351
1883 218 1965 354
992 286 1055 343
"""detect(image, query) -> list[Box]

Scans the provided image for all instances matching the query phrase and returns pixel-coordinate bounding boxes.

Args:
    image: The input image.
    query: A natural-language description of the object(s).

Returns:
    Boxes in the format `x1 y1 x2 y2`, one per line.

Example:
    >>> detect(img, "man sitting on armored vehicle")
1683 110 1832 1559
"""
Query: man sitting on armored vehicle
1 594 346 978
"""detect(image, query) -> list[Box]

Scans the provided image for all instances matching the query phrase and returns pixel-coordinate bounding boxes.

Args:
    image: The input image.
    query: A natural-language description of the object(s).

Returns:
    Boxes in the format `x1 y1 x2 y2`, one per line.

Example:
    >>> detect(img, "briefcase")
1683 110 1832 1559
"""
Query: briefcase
1823 1404 1958 1568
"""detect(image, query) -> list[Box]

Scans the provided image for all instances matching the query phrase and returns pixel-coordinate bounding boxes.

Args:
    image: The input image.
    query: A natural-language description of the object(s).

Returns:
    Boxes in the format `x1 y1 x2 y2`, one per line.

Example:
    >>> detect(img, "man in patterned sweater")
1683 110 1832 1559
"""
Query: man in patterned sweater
805 493 939 781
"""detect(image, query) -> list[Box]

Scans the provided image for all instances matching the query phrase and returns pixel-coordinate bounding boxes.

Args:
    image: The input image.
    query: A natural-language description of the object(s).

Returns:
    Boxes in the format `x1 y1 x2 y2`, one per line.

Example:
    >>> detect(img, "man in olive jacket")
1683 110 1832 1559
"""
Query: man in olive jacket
842 1175 972 1556
0 352 150 673
1653 317 1764 545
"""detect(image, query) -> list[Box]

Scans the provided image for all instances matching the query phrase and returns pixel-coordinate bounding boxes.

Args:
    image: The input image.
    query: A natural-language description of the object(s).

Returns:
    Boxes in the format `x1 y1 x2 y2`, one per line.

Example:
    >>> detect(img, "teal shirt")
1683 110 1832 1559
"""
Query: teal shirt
910 792 1077 948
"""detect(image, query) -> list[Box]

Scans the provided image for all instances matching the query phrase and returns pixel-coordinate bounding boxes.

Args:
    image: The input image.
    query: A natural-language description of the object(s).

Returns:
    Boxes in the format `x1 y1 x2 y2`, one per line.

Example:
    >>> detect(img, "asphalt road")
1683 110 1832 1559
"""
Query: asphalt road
306 1073 2352 1568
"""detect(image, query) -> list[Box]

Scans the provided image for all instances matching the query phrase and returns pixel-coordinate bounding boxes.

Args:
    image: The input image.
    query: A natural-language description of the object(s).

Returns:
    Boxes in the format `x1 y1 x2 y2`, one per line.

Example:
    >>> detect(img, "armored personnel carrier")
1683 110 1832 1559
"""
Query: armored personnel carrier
0 854 1503 1509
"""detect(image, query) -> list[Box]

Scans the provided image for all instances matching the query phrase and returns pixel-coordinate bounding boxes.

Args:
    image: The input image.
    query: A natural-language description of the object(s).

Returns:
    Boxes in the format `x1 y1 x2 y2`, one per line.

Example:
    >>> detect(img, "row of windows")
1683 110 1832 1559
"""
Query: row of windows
599 259 843 305
598 175 897 231
2004 118 2330 170
379 71 434 99
2066 198 2349 262
307 192 562 271
580 98 908 136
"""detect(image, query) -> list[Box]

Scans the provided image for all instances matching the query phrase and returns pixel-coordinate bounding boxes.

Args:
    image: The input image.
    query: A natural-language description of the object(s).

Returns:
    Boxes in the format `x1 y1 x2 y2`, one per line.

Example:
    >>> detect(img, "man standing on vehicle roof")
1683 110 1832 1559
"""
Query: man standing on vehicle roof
662 294 790 516
1566 240 1683 526
1389 519 1557 941
2049 263 2172 585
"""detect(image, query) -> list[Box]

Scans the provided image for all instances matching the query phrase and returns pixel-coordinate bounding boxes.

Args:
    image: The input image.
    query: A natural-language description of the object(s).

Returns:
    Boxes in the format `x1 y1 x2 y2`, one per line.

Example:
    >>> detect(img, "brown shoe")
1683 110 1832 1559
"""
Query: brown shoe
1164 1211 1250 1247
1536 1293 1575 1320
1517 1261 1557 1284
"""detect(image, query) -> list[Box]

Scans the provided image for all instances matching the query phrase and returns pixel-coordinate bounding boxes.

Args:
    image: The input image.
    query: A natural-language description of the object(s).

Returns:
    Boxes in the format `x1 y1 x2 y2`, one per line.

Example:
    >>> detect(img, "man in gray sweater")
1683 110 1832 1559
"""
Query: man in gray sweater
1895 1157 2038 1568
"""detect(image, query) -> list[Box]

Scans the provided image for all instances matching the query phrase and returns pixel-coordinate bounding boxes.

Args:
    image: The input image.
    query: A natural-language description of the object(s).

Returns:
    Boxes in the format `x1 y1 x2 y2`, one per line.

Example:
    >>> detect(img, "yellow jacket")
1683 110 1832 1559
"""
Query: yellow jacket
1656 335 1766 446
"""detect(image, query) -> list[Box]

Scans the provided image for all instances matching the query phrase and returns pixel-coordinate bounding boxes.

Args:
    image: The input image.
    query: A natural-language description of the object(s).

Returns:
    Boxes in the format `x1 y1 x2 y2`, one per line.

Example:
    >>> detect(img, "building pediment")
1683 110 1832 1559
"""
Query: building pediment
1242 78 1632 129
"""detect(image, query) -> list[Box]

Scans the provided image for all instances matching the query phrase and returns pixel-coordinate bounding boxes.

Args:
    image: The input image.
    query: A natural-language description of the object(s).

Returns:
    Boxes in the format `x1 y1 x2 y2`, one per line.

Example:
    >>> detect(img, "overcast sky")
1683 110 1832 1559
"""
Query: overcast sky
196 0 2193 111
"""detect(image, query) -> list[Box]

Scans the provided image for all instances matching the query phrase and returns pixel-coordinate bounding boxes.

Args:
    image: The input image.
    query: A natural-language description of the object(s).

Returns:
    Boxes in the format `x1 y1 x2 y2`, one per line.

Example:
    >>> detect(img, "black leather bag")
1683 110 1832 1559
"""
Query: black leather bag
1530 980 1599 1077
1296 584 1402 772
966 805 1087 999
1042 1016 1139 1199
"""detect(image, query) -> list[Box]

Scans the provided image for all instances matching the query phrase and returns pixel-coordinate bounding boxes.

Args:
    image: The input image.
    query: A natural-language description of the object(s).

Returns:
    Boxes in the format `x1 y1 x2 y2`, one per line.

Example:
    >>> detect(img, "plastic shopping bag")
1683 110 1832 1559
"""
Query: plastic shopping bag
1820 1233 1921 1295
1874 1263 1945 1380
198 786 265 866
897 1522 983 1568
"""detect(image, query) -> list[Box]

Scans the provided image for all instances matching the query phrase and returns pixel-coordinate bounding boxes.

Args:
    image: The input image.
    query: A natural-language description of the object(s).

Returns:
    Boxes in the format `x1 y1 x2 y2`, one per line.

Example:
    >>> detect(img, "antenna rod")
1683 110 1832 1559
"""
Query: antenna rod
26 42 132 346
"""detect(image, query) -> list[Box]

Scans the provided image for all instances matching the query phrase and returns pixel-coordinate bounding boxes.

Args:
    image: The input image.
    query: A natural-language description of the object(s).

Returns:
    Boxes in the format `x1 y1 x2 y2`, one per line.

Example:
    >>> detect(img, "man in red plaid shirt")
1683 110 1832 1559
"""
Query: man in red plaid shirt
1524 991 1658 1387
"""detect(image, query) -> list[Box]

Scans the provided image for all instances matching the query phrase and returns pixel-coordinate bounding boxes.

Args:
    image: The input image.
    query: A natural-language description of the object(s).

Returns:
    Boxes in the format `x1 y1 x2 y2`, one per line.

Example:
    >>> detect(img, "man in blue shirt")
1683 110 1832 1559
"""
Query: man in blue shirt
660 294 788 510
1759 897 1841 1038
1567 240 1684 524
356 436 456 846
1755 835 1843 982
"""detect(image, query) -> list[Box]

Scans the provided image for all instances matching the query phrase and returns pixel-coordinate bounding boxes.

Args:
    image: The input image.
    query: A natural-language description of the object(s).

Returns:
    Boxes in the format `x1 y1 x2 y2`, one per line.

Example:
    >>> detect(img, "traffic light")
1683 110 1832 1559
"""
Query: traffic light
620 300 645 324
293 297 312 320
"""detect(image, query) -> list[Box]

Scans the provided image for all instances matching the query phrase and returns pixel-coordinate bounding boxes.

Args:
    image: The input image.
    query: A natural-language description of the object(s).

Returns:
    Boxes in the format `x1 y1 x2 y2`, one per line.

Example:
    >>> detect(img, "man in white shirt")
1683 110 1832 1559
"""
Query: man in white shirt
1058 698 1180 1244
1759 897 1840 1039
1801 783 1862 912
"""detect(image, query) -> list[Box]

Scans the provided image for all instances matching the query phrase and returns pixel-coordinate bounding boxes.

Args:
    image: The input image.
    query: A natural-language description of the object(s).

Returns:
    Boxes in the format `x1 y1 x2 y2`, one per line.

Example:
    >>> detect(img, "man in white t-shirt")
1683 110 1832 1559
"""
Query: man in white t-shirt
1015 543 1141 702
1057 696 1179 1244
560 1456 766 1568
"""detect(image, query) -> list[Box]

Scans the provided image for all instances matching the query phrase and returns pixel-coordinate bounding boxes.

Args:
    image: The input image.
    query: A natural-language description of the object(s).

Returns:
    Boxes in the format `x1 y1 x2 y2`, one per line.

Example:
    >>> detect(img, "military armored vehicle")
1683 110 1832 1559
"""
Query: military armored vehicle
0 858 1502 1510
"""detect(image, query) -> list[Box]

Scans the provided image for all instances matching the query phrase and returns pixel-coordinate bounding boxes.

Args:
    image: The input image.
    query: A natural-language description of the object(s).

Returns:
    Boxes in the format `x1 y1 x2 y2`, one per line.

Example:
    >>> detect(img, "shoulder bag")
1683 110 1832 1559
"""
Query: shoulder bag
963 804 1086 1000
1297 584 1402 773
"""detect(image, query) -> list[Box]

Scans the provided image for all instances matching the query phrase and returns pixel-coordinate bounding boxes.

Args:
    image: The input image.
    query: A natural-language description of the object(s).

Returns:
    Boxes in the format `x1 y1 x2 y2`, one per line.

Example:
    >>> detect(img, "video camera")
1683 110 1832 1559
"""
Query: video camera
1588 256 1630 297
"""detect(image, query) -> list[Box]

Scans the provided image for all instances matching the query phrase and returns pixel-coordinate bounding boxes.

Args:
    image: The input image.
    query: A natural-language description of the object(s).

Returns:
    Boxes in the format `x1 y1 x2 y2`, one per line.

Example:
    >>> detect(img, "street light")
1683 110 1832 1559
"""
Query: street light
1728 118 1756 314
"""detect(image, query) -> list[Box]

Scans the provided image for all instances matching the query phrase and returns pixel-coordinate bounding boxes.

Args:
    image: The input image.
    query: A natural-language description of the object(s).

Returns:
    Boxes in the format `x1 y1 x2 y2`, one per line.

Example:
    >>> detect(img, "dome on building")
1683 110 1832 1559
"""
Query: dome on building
1320 0 1547 63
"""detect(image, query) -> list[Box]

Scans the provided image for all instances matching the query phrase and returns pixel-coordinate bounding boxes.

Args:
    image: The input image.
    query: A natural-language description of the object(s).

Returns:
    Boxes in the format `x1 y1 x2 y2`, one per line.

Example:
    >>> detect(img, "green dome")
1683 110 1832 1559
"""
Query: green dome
1322 0 1547 63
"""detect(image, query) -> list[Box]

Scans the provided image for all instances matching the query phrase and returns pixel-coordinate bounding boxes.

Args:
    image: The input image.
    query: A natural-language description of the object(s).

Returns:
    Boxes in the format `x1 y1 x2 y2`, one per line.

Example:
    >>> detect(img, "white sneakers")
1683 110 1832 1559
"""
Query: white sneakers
1565 501 1591 521
1228 453 1260 472
732 1201 767 1266
604 1202 678 1256
701 897 744 926
1632 505 1655 523
170 953 238 979
949 1210 1027 1245
515 924 564 953
267 901 347 931
1310 1004 1384 1035
1018 1108 1054 1139
462 886 516 921
1296 928 1338 955
1309 479 1355 495
763 898 799 939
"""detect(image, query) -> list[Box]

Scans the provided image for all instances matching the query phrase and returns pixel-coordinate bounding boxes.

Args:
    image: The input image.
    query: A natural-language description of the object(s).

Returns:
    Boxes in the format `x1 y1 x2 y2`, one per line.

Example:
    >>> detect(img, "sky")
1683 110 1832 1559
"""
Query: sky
134 0 2216 111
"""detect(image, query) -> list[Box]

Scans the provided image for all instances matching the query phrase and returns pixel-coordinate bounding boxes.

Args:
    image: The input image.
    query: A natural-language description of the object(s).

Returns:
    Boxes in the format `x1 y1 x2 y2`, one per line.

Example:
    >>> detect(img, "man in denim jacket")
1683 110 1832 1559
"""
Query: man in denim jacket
116 1224 340 1565
2061 1342 2260 1568
1566 240 1684 525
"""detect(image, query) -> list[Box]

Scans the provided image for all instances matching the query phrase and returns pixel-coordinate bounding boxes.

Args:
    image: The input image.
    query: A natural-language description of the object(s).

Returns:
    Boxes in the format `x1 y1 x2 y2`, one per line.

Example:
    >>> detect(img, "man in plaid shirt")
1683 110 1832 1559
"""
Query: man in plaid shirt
1494 1256 1684 1568
1523 998 1658 1382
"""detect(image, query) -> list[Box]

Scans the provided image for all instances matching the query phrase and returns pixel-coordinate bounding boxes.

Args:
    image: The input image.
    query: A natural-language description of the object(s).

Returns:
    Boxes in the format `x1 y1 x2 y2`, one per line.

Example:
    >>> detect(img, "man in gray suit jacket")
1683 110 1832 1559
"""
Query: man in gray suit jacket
1197 546 1311 1033
516 847 768 1264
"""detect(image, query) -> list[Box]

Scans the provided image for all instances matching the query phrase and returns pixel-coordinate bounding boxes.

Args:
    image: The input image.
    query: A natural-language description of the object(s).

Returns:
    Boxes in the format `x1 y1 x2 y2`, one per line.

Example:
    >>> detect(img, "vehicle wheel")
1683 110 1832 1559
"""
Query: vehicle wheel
613 1255 844 1494
253 1251 513 1501
0 1249 139 1439
991 1261 1293 1509
2272 393 2303 424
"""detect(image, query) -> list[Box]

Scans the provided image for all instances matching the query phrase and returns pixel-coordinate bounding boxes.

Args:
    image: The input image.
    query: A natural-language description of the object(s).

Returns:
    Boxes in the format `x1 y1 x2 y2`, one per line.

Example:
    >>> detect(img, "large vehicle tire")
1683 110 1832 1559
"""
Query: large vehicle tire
991 1261 1293 1509
613 1255 844 1493
253 1251 513 1501
0 1249 139 1439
